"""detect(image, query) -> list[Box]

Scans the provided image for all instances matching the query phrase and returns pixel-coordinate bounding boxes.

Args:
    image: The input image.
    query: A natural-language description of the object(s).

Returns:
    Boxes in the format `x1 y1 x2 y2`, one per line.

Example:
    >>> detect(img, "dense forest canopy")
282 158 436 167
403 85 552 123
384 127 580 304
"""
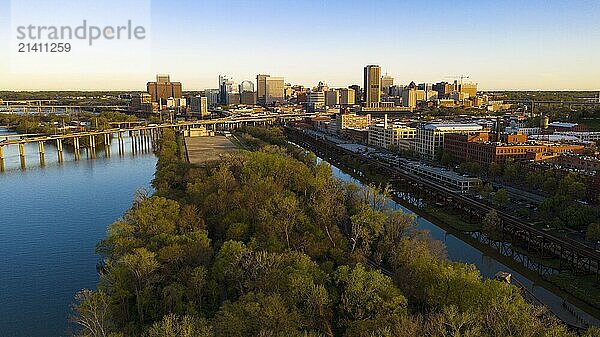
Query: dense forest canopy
72 127 599 336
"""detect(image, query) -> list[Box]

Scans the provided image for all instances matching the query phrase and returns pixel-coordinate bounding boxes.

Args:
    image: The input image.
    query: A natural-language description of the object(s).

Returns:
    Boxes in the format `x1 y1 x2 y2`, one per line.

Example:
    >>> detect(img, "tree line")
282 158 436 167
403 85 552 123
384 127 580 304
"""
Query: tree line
71 127 599 336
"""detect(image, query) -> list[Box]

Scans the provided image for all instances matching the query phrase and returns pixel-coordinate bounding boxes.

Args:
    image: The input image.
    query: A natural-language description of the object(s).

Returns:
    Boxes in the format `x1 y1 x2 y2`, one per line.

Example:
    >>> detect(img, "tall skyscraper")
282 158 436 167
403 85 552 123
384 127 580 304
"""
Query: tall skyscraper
156 74 170 84
218 75 237 105
257 74 285 106
363 65 381 107
381 74 394 95
147 74 183 104
339 88 356 106
325 89 339 107
349 85 361 103
189 96 209 117
204 89 220 107
239 80 255 93
257 74 269 106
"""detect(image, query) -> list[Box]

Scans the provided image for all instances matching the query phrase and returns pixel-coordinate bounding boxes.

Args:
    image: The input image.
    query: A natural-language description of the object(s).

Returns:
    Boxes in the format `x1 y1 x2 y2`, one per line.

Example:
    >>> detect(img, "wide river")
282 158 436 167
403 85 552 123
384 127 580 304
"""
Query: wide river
0 128 157 337
0 128 597 336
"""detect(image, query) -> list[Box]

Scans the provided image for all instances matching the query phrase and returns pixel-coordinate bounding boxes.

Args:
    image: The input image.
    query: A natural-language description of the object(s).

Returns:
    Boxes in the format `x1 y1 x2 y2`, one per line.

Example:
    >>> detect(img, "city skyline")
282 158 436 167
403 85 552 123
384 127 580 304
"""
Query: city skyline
0 0 599 91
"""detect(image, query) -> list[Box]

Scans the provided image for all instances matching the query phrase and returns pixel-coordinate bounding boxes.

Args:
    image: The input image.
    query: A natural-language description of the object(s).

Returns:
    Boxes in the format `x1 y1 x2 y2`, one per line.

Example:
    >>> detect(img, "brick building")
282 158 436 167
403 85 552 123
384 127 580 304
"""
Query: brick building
444 132 585 165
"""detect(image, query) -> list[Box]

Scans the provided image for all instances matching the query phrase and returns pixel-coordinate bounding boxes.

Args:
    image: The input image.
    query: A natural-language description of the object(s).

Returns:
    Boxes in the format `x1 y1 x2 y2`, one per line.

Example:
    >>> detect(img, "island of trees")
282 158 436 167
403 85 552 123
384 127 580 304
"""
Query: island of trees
72 128 599 337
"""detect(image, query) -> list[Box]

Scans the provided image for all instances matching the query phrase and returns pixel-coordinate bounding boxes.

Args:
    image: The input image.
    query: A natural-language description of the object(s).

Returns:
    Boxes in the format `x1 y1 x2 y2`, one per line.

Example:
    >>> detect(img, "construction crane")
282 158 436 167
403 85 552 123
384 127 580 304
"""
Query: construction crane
444 75 470 85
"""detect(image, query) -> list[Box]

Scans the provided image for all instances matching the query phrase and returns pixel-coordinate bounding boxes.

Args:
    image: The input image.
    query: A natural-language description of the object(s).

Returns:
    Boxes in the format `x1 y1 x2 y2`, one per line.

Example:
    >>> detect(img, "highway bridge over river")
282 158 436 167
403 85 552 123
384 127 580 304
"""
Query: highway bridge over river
0 100 129 113
0 113 316 171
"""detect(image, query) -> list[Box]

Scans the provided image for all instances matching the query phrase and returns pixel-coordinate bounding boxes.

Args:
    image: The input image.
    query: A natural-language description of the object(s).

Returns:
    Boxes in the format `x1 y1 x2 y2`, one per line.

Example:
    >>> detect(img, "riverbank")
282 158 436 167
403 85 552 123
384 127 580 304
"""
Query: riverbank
281 127 600 326
72 127 598 336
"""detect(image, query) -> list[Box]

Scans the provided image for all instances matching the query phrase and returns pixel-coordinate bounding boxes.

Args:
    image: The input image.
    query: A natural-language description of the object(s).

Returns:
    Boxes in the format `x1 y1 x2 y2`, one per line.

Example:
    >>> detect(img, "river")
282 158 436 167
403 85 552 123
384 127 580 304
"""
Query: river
0 128 597 336
0 128 157 337
324 161 600 329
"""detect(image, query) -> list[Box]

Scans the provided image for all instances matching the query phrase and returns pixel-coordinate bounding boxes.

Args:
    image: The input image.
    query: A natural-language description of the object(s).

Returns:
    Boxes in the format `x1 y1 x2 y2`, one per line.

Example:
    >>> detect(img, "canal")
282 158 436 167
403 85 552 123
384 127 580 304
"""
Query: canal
0 127 598 336
0 128 157 337
321 158 600 329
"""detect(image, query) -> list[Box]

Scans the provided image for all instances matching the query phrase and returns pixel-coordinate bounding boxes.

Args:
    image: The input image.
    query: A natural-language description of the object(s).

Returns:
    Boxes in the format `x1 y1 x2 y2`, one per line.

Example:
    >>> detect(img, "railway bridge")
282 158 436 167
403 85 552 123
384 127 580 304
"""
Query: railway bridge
284 126 600 283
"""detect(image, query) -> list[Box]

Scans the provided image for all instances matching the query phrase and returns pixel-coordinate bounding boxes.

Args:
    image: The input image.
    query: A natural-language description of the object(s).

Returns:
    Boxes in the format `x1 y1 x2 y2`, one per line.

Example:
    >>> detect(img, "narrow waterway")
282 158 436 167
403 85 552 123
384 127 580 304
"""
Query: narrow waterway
322 158 600 329
0 128 597 336
0 128 157 337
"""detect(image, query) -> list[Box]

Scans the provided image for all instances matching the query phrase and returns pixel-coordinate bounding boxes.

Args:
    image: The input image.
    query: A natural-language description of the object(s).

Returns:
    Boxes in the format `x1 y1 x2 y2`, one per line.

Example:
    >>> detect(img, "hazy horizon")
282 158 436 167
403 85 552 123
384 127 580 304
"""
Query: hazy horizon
1 0 599 91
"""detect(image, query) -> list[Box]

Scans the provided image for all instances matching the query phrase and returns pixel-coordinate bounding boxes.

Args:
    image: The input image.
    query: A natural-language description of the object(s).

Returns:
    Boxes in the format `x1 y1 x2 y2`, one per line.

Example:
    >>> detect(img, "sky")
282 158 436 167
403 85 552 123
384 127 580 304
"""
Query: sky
0 0 599 91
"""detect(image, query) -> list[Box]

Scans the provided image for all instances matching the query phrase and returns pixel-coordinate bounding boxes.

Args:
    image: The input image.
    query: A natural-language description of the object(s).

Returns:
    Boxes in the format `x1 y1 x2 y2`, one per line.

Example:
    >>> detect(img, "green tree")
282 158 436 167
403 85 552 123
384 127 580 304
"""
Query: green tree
145 314 212 337
558 172 586 200
121 248 160 324
349 204 386 254
482 209 502 239
335 264 407 335
71 290 113 337
560 204 596 230
492 189 509 207
586 223 600 241
213 292 304 336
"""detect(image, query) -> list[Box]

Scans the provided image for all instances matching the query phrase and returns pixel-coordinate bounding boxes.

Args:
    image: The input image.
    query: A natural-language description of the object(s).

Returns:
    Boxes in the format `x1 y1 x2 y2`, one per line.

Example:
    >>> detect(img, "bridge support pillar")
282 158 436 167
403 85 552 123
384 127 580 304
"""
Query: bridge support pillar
56 139 63 163
104 133 111 157
74 136 81 160
140 130 146 151
89 135 96 159
118 132 124 156
38 141 45 166
0 146 4 172
19 143 25 169
130 131 136 155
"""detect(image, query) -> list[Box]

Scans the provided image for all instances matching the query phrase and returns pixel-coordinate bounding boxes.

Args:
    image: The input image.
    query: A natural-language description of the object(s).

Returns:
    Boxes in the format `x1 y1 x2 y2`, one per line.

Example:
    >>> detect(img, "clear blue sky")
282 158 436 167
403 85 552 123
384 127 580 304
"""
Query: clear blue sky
0 0 599 90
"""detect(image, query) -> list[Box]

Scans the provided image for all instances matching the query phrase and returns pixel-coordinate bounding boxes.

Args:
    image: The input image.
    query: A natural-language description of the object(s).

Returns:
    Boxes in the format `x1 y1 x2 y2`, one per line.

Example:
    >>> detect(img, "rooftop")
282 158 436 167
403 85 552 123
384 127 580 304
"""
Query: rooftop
548 122 578 128
423 123 483 131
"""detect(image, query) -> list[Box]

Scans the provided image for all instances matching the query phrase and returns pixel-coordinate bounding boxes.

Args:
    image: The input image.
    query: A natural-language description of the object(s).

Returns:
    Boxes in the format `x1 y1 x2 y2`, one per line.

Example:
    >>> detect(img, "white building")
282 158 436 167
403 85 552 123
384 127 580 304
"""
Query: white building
505 126 541 135
165 97 186 110
308 91 326 109
368 117 416 150
414 123 483 158
552 132 600 142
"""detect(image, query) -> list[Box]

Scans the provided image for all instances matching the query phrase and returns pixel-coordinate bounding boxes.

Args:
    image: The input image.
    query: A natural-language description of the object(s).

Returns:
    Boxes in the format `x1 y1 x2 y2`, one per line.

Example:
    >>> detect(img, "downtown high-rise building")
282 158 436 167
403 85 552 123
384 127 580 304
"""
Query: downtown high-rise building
363 65 381 107
257 74 285 106
239 80 255 93
218 75 237 104
381 74 394 96
147 74 183 104
339 88 356 106
188 96 209 117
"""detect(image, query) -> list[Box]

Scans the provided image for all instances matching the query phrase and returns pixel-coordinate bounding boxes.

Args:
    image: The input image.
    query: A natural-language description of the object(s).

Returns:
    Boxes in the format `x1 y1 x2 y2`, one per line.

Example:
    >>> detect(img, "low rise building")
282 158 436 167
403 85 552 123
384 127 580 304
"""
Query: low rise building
414 123 484 158
553 131 600 142
550 154 600 173
443 132 585 165
548 122 588 132
398 157 480 192
336 113 372 132
368 118 416 150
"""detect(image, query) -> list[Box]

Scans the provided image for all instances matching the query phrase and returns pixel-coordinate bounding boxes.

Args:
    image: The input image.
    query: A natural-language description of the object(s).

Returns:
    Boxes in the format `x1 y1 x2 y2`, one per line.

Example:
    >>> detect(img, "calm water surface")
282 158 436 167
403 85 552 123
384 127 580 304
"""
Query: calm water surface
326 162 600 329
0 129 597 336
0 128 157 337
